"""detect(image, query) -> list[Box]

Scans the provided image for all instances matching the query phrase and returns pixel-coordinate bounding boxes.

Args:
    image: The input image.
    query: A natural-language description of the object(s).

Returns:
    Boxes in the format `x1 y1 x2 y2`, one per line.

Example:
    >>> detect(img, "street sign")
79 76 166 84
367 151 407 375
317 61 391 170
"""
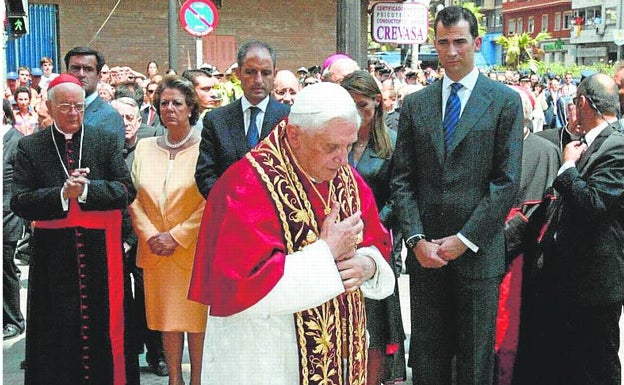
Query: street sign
371 2 429 44
179 0 219 38
8 16 28 36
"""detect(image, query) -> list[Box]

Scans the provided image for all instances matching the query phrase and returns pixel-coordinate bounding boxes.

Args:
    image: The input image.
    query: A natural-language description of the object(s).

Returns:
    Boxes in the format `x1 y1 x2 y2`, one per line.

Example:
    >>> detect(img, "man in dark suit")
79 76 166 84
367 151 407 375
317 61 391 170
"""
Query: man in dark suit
64 46 125 146
540 73 624 385
111 97 163 167
3 124 25 340
391 6 523 385
141 80 161 128
195 41 290 197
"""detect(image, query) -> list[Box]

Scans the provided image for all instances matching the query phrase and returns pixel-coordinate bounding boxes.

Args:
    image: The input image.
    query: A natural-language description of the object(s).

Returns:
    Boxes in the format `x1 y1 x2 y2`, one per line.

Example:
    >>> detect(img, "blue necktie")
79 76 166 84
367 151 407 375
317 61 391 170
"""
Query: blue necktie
443 83 462 151
246 106 260 148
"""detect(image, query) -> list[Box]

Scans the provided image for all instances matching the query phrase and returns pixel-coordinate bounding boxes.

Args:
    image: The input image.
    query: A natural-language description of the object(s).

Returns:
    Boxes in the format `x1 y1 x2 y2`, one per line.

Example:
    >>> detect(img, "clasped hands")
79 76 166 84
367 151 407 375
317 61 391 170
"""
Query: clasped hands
147 232 179 256
62 167 90 199
413 235 468 269
320 203 375 293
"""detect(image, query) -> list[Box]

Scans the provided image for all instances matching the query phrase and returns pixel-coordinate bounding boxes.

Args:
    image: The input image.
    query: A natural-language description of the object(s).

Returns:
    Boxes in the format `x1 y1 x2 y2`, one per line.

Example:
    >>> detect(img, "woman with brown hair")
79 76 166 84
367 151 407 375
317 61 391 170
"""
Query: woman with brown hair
12 86 39 135
341 70 406 385
129 75 207 385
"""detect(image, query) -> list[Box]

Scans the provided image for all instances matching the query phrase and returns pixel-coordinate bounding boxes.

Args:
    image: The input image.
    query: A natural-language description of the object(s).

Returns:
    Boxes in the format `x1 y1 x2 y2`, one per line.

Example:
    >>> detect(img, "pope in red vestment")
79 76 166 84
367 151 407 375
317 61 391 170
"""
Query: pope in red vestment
188 82 395 385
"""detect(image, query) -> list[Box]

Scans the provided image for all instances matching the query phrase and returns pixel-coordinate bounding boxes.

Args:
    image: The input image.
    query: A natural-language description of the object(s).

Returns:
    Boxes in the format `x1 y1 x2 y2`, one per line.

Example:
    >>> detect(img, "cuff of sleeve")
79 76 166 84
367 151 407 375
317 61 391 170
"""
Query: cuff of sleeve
60 188 69 211
358 246 395 300
78 183 88 203
557 161 575 176
457 232 479 253
169 225 190 249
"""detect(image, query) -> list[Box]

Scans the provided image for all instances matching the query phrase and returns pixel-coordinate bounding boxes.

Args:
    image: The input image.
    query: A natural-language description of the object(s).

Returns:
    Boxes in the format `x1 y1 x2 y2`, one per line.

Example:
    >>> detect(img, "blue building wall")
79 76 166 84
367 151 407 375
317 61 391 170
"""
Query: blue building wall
6 4 59 72
481 32 503 67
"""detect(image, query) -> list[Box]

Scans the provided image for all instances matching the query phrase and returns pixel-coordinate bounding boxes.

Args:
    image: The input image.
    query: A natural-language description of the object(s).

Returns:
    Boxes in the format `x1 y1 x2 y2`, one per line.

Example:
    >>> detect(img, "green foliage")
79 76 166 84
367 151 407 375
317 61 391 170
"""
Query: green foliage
511 61 616 78
496 32 551 68
460 2 487 37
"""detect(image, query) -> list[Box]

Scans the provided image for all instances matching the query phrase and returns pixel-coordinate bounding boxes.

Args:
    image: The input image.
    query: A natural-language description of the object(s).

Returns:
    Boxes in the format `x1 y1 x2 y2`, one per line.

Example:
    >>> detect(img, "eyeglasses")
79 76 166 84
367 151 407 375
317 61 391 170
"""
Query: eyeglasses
56 103 85 113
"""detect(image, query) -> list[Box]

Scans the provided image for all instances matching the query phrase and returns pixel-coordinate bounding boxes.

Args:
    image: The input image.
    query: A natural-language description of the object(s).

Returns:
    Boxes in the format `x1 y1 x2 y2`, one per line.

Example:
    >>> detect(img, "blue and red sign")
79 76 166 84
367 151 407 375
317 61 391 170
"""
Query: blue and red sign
179 0 219 37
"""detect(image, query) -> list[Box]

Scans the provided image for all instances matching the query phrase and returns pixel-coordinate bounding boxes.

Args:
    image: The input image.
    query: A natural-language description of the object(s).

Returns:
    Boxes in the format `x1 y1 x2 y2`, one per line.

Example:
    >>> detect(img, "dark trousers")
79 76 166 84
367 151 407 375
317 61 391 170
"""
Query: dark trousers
408 266 501 385
547 301 622 385
127 261 164 359
3 241 24 331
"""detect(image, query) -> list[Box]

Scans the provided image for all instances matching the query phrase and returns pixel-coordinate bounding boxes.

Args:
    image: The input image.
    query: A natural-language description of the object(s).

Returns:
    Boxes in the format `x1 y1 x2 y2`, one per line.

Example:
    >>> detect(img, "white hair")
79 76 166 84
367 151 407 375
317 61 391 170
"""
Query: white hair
288 82 360 131
47 82 85 103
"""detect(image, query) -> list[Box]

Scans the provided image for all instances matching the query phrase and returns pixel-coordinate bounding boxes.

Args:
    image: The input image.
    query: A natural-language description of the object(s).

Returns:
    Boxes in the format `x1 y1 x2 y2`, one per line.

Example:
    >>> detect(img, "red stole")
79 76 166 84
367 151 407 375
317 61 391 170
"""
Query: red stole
35 202 126 385
246 120 367 385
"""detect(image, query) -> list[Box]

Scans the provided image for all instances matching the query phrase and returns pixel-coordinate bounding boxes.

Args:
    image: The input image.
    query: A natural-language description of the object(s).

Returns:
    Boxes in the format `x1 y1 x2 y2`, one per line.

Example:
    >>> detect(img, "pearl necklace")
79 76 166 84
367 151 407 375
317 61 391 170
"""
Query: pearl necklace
164 129 194 149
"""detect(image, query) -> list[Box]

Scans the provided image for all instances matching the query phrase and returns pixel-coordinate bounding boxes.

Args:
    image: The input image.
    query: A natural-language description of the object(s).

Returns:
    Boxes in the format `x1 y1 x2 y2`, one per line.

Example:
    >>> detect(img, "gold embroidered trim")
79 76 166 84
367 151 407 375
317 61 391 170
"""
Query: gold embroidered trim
245 121 367 385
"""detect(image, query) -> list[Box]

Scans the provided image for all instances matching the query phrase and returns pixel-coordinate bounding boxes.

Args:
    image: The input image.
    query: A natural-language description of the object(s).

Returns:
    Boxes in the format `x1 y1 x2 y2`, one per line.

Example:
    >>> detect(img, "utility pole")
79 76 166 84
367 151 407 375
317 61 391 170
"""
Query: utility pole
337 0 366 67
169 0 178 72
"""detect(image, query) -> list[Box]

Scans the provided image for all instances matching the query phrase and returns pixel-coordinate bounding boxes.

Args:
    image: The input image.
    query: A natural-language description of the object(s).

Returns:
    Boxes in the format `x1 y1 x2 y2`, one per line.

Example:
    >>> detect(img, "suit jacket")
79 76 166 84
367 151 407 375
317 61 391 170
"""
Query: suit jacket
349 128 396 226
535 127 572 153
10 124 135 222
123 123 164 169
84 95 125 147
3 127 25 241
391 73 524 278
122 123 164 249
195 97 290 197
141 104 161 128
545 124 624 305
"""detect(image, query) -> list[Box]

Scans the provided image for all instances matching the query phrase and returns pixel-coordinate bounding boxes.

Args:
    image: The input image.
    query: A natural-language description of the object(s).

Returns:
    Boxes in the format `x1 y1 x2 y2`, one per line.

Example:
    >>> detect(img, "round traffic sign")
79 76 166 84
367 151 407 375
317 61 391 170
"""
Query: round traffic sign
179 0 219 37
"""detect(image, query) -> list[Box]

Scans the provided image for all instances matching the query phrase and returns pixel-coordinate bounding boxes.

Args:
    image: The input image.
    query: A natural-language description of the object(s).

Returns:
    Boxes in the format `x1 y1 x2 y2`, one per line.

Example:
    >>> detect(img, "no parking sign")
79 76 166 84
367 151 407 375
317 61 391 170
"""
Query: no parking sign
179 0 219 37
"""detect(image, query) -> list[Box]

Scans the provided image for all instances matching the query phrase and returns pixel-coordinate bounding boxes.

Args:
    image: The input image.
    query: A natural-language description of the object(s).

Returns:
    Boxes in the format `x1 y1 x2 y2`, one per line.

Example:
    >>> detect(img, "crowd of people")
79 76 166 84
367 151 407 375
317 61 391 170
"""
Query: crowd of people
2 5 624 385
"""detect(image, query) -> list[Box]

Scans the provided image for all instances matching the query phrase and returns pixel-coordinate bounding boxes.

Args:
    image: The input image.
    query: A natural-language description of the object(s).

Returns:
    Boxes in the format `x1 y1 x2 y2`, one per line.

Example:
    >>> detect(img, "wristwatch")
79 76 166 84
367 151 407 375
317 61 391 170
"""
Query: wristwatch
405 234 426 250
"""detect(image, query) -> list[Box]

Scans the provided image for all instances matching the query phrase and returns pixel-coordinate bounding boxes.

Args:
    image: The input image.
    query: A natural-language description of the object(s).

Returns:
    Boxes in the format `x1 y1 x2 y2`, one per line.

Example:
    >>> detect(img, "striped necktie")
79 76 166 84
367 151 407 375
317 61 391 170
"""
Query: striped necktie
443 83 462 151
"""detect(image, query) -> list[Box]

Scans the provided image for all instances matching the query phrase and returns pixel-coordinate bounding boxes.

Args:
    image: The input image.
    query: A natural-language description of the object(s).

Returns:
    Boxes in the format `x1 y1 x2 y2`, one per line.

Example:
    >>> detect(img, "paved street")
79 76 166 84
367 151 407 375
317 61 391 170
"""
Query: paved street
2 263 413 384
4 262 623 384
2 263 194 385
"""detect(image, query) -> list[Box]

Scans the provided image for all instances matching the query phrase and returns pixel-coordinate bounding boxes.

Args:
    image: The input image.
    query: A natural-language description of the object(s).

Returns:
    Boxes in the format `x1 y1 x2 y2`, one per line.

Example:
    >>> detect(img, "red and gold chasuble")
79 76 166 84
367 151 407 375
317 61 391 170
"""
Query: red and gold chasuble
245 120 368 385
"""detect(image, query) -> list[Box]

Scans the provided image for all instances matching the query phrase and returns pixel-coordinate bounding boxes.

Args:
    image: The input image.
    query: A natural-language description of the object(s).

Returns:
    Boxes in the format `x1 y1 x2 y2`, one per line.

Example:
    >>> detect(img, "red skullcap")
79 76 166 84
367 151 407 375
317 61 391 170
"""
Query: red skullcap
47 73 83 90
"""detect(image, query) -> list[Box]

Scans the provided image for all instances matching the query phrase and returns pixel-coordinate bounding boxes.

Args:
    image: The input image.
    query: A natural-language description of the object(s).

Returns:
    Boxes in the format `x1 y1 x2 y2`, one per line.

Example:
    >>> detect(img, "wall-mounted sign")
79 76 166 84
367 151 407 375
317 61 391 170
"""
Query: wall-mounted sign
371 2 429 44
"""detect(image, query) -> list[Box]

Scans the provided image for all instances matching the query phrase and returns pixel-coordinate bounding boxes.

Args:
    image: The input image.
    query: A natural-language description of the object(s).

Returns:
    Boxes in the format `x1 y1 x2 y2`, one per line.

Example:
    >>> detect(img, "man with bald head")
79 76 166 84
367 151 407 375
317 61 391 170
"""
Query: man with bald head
195 40 290 198
539 73 624 385
324 57 360 84
612 63 624 122
271 69 300 105
11 74 138 385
